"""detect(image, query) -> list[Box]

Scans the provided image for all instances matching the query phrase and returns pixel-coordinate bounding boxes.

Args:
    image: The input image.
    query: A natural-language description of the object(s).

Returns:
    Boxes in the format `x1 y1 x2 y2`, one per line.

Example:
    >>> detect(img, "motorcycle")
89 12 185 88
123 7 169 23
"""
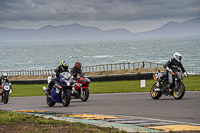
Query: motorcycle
150 70 187 100
0 82 12 104
43 72 73 107
71 73 91 102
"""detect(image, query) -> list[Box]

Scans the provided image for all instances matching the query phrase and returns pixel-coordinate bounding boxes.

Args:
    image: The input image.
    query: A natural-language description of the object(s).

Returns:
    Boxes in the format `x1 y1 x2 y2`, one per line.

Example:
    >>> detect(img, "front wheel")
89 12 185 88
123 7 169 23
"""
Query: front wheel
81 88 89 102
62 90 71 107
150 83 162 99
3 92 9 104
173 82 185 100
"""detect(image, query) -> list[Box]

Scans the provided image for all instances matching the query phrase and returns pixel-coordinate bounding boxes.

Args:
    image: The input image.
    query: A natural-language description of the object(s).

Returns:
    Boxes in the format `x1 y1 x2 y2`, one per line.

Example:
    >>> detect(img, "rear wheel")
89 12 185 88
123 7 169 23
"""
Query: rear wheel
46 90 55 107
3 92 9 104
173 82 185 100
62 90 71 107
150 83 162 99
81 88 89 102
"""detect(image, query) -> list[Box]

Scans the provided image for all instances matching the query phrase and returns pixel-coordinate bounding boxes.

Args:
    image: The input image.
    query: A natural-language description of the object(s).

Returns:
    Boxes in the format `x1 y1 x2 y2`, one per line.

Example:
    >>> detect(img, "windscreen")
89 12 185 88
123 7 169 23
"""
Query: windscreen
60 72 71 79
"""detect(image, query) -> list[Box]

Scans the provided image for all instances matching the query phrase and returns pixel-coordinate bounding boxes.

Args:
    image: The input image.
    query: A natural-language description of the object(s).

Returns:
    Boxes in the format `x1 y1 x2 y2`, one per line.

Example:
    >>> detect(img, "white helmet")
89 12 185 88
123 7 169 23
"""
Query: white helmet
173 52 182 62
2 73 7 80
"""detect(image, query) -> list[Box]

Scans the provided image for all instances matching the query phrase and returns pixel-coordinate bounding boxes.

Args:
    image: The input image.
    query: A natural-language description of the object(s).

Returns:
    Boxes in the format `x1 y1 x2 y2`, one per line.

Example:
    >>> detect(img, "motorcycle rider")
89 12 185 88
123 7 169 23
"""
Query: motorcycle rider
162 52 188 89
70 62 82 78
0 73 11 101
46 61 69 93
0 73 10 85
70 62 82 93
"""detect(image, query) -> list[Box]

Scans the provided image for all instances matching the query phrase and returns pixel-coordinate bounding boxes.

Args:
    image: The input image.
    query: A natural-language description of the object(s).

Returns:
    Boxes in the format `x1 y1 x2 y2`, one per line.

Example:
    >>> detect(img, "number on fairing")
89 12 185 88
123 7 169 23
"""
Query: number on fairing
4 86 10 91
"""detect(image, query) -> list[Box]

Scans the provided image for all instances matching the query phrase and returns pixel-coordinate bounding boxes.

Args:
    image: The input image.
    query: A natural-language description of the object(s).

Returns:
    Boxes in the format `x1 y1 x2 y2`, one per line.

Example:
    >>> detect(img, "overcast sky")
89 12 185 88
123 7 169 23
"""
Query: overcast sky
0 0 200 33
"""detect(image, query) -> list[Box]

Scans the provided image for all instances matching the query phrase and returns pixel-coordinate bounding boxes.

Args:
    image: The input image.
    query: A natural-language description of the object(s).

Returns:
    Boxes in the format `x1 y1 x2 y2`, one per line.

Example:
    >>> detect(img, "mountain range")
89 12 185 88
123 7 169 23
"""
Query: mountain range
0 17 199 41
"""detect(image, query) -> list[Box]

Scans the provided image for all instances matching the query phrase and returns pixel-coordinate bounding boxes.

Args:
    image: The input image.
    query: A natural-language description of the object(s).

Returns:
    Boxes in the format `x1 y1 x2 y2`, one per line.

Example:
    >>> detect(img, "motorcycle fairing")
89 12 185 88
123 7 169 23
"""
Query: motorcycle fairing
51 87 61 103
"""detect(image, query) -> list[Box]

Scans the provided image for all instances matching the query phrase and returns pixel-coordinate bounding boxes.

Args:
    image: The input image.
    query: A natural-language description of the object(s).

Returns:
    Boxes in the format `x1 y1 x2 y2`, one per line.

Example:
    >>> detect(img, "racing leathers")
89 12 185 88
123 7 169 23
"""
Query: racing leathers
48 65 69 90
163 58 187 87
70 66 82 78
0 78 10 86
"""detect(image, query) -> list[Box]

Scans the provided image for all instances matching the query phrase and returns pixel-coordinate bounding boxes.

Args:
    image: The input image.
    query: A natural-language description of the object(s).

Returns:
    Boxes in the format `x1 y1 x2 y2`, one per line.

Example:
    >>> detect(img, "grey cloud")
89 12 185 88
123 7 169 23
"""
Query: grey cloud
0 0 200 22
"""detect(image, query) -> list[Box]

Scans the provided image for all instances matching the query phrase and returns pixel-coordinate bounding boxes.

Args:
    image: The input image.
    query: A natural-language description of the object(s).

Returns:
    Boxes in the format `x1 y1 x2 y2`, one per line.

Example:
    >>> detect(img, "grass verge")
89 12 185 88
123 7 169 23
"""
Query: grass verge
9 75 200 97
0 111 125 133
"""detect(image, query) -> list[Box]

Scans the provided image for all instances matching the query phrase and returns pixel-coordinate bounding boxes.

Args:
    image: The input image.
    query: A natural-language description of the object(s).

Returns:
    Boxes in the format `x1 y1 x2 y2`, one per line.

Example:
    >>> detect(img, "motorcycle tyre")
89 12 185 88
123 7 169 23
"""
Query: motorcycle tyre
46 91 55 107
150 83 162 99
62 90 71 107
173 82 185 100
3 92 9 104
81 88 89 102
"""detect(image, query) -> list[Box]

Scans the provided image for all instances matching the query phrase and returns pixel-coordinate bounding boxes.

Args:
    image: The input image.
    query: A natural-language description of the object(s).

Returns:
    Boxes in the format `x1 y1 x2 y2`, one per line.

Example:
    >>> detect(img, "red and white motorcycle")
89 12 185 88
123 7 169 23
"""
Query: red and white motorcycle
71 73 91 102
0 82 12 104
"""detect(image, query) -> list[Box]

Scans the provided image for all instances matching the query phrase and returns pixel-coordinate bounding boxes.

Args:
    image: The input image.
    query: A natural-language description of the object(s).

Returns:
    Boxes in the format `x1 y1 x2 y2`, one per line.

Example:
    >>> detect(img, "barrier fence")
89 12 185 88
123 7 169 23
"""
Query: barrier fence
0 62 199 76
82 62 163 72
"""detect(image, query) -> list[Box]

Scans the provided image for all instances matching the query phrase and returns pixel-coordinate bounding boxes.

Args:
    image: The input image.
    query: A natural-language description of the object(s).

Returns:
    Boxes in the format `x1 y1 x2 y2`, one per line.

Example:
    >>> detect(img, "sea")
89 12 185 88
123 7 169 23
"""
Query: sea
0 35 199 73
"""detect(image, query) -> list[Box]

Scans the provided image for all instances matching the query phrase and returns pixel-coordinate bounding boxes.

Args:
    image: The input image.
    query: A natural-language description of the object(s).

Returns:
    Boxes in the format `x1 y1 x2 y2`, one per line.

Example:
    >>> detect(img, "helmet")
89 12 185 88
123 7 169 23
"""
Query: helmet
75 62 82 70
173 52 182 62
2 73 7 80
60 60 69 70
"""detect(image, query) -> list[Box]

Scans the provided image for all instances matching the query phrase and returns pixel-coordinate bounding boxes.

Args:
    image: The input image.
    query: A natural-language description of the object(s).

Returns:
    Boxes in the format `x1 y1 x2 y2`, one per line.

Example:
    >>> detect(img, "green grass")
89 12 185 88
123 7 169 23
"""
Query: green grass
0 111 125 133
0 111 65 125
9 75 200 97
183 75 200 91
10 84 47 97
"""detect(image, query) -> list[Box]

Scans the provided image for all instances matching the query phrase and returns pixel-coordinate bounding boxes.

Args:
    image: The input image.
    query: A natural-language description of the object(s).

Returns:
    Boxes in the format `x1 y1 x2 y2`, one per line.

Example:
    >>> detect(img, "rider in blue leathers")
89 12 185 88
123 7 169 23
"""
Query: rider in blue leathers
47 61 69 91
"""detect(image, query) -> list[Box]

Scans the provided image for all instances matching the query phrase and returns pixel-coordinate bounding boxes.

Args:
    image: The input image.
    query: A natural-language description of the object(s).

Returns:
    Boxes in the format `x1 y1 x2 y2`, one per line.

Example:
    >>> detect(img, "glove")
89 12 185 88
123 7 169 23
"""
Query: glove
52 73 56 79
184 72 188 77
166 67 172 72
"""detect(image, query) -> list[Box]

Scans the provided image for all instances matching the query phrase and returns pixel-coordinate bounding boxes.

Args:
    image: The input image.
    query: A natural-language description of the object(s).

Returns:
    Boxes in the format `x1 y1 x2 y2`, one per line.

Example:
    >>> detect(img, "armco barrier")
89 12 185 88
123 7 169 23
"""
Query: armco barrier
88 73 153 82
11 73 154 84
11 79 48 84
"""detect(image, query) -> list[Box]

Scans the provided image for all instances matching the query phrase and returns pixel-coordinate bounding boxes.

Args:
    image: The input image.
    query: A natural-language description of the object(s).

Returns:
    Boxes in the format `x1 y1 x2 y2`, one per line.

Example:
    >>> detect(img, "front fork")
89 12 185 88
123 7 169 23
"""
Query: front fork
175 74 178 90
80 86 84 95
0 90 2 100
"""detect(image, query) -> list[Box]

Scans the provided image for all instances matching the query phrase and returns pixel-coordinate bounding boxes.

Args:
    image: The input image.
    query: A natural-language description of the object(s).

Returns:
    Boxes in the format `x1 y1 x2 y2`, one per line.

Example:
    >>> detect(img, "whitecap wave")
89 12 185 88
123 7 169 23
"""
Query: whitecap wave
159 60 168 62
130 47 137 50
93 55 113 58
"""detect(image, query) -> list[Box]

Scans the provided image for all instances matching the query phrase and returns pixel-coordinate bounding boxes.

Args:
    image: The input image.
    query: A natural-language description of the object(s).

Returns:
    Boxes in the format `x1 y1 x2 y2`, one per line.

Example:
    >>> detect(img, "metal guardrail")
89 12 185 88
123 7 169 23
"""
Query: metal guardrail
0 62 199 76
184 66 200 75
82 62 163 72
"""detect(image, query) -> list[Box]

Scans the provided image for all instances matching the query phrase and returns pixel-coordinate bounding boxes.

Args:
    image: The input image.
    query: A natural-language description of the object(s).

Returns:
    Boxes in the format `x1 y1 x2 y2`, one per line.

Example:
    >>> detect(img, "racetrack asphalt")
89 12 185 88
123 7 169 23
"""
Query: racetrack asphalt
1 91 200 132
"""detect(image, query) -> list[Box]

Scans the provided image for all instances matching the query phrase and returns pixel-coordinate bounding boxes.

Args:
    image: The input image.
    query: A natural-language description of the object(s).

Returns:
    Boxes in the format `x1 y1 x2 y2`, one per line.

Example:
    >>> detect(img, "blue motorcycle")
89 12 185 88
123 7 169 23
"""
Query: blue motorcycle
43 72 73 107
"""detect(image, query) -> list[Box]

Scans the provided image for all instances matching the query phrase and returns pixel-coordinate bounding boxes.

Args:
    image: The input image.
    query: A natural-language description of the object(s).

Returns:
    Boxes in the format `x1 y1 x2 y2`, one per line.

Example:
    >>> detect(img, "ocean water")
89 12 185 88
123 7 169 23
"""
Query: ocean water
0 36 199 72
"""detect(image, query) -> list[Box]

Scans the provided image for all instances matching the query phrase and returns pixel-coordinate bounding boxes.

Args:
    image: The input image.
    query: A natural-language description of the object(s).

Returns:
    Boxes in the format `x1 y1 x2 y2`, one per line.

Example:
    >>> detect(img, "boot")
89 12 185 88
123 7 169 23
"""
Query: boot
154 81 161 91
166 83 172 92
43 86 51 95
72 86 78 94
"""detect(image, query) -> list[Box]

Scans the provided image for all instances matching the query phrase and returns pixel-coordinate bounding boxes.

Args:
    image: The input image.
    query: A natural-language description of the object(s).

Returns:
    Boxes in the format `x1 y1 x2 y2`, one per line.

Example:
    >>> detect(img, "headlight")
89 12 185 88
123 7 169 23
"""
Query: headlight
67 81 70 86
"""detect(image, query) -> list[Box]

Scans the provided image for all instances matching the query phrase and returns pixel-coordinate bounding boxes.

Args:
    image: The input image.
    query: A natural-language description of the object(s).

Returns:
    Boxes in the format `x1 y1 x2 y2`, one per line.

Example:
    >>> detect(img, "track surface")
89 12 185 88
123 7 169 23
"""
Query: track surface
1 91 200 124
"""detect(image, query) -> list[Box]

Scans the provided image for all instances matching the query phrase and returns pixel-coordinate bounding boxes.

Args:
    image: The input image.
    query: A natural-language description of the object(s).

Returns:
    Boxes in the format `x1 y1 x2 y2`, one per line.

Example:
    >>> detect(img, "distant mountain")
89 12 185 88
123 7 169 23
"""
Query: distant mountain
0 17 200 41
134 17 200 37
0 23 132 41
